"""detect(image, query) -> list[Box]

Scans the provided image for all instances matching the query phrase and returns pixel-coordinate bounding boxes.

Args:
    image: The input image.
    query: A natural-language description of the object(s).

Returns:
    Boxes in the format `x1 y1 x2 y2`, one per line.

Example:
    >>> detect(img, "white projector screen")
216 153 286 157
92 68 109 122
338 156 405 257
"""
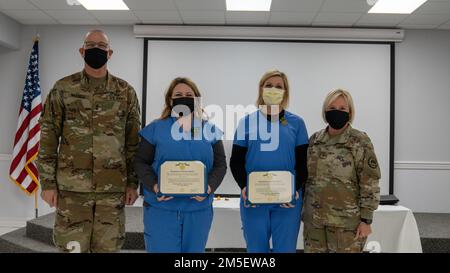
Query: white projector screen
143 40 392 196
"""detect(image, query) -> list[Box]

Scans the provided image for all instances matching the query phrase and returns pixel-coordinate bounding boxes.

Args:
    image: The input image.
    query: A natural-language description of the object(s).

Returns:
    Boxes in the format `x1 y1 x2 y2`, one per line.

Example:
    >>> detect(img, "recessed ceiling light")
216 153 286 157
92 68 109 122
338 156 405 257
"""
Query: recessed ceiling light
368 0 427 14
226 0 272 11
77 0 129 10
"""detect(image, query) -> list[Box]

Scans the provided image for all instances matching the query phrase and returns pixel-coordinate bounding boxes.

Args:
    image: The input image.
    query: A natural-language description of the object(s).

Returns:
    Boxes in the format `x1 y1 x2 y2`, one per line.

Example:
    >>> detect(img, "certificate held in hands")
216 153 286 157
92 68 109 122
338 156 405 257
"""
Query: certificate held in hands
159 161 207 196
247 171 295 205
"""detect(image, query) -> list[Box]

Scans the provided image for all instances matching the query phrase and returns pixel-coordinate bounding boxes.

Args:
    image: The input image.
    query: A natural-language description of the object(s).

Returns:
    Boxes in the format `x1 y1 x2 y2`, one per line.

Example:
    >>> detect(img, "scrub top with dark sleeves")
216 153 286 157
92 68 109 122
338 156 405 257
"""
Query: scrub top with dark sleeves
233 110 309 193
139 117 223 212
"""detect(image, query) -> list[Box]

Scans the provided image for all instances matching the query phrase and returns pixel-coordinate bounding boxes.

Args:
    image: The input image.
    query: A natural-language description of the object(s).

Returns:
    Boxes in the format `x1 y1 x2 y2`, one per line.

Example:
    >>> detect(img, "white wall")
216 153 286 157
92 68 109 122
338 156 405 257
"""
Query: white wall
0 12 21 49
394 30 450 213
0 25 143 223
0 26 449 225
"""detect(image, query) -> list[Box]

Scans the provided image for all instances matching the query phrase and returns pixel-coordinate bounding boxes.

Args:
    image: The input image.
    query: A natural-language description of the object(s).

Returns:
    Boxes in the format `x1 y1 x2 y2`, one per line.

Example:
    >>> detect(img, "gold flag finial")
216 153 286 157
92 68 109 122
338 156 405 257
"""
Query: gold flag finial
33 34 40 43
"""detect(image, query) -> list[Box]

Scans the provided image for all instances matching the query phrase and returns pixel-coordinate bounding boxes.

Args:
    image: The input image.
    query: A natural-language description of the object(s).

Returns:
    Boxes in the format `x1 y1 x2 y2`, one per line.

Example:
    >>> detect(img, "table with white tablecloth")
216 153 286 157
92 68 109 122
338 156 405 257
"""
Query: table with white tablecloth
207 198 422 253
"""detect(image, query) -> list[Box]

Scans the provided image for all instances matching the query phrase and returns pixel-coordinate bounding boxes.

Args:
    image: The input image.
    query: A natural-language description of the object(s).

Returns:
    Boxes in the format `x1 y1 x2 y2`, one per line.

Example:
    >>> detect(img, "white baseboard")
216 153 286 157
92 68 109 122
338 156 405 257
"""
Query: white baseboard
0 218 26 228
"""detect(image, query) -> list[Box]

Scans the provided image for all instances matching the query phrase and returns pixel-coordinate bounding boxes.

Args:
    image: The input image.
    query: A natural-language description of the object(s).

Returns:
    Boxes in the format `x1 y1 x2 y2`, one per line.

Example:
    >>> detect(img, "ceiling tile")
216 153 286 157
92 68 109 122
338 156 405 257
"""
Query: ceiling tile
44 10 96 21
17 19 58 24
226 11 270 25
415 1 450 14
269 12 316 25
313 12 362 25
124 0 177 11
401 14 450 25
175 0 225 11
355 14 408 26
1 0 446 28
140 20 181 24
28 0 84 10
437 21 450 29
321 0 371 13
89 10 139 20
134 10 182 23
312 22 354 27
271 0 324 12
180 10 225 24
1 9 56 21
57 19 100 25
95 19 140 25
0 0 38 10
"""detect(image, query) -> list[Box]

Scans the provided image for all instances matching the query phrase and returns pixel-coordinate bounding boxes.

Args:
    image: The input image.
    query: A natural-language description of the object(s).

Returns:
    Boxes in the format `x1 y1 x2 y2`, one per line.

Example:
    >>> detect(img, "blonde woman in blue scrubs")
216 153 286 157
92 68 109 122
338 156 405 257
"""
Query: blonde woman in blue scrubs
230 70 309 253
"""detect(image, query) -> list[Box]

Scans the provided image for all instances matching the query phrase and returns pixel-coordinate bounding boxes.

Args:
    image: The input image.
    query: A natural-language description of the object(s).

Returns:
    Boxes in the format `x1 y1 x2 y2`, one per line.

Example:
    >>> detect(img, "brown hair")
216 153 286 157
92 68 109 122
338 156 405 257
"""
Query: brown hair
160 77 206 120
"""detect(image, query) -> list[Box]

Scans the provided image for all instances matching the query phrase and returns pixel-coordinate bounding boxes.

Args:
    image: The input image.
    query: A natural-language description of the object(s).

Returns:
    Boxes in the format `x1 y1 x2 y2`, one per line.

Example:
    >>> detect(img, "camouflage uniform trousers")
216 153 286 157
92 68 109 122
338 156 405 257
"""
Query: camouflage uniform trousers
53 191 125 253
303 223 367 253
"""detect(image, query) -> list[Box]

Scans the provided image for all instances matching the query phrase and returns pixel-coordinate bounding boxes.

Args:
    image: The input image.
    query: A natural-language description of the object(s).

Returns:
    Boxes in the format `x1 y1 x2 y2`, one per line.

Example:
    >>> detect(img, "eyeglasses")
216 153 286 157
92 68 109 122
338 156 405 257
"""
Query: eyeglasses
84 41 109 50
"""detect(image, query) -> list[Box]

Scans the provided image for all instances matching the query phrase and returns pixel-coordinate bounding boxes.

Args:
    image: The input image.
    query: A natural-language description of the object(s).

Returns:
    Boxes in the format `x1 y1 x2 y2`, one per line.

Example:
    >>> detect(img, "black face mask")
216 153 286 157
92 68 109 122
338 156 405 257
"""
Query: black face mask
172 97 195 116
84 47 108 69
325 110 350 130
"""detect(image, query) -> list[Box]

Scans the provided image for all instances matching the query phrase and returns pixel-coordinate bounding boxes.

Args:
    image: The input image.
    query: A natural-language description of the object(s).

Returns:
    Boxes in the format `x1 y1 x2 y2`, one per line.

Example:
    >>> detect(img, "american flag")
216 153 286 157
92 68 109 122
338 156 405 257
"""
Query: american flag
9 40 42 195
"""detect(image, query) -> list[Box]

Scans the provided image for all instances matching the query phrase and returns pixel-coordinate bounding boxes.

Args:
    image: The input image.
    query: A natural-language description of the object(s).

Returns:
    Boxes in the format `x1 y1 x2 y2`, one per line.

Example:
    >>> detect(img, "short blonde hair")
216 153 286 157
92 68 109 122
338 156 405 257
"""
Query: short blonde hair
322 89 355 124
256 70 290 109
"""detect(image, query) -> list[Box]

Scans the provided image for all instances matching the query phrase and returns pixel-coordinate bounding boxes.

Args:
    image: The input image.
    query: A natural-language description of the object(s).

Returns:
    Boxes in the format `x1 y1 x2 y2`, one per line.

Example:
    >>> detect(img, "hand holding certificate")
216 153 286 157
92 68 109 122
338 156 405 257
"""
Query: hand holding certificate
247 171 295 205
159 161 207 196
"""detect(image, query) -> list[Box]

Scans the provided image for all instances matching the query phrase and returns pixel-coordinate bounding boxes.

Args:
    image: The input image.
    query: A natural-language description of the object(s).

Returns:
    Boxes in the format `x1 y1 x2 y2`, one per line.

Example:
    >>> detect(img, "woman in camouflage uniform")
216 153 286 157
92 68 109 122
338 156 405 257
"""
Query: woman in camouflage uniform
302 89 381 253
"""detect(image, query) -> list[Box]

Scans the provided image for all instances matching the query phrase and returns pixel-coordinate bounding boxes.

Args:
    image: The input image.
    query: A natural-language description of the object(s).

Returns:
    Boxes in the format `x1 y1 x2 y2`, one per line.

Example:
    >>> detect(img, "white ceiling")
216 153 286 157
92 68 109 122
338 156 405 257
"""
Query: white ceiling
0 0 449 29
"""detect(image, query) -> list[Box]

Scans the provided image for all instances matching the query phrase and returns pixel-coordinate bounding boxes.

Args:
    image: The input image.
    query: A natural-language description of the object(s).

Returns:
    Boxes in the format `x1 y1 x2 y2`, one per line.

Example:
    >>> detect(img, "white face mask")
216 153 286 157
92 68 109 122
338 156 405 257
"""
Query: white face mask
262 87 285 105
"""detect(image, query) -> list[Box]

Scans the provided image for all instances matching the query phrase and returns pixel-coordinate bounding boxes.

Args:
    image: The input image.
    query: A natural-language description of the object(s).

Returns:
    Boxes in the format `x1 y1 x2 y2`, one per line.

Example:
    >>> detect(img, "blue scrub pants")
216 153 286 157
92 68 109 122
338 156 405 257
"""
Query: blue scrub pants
143 205 213 253
240 196 302 253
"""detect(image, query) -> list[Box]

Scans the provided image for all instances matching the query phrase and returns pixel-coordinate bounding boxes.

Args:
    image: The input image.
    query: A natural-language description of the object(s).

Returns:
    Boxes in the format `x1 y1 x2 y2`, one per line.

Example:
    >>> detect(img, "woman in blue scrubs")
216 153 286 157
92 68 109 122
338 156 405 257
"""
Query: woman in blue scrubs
134 77 227 253
230 70 309 253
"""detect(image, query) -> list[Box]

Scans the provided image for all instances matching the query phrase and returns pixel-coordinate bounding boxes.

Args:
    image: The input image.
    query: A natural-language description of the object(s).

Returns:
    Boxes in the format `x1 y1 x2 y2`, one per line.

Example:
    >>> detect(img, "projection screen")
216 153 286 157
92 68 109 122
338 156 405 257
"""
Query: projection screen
143 39 393 196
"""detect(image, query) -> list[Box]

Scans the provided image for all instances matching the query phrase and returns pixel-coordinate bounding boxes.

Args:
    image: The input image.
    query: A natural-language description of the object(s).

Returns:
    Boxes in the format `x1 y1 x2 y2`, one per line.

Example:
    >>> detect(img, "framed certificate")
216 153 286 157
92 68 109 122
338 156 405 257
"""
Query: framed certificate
158 161 208 197
247 171 295 205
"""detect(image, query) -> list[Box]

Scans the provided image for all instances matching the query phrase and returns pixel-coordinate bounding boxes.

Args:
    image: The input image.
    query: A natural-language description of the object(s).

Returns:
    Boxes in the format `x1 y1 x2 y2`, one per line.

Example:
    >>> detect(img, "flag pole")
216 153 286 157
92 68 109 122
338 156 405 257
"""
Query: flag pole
34 33 39 219
35 190 39 218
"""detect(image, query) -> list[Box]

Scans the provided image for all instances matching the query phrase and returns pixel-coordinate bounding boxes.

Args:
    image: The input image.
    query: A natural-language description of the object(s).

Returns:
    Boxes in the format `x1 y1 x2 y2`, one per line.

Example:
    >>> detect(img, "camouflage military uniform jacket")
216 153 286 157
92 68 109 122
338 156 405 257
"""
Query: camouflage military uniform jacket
37 70 140 193
302 125 381 229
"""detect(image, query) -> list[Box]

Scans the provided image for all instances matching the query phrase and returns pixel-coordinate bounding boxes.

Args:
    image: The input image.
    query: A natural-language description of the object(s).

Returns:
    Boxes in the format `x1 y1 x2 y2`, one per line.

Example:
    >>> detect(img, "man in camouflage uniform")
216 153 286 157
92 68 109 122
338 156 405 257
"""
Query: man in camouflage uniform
302 91 381 253
37 30 141 253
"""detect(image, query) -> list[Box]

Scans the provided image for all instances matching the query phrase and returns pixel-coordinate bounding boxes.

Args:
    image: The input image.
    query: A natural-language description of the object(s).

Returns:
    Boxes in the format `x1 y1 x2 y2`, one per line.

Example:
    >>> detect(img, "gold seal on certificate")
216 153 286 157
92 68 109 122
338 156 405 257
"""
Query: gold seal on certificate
247 171 294 204
159 161 206 195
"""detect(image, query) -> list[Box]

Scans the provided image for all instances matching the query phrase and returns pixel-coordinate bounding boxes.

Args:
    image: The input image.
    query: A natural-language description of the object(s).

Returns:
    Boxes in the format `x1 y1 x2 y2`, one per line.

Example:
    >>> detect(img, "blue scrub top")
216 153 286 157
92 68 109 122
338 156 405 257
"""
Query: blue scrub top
140 116 222 212
233 110 309 178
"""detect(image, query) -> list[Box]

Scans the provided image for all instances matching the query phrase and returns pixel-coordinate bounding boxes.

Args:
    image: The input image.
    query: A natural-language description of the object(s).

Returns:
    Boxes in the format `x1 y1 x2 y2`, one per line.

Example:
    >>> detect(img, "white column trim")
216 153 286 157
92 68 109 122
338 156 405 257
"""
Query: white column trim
0 154 12 161
394 161 450 170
